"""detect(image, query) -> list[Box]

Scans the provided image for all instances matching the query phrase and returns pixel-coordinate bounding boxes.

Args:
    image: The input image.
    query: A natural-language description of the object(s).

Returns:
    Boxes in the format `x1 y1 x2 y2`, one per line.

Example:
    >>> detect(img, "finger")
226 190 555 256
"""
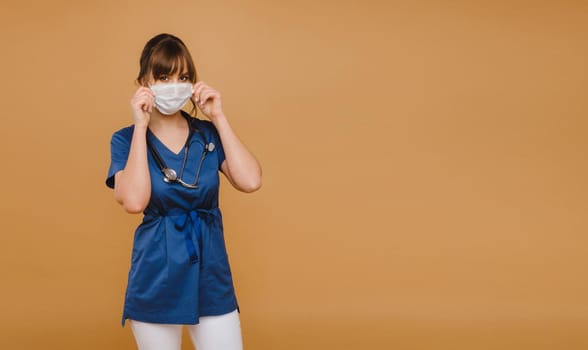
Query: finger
195 87 206 103
193 82 208 101
136 95 153 113
198 87 215 101
132 97 144 111
200 90 220 105
134 93 151 104
194 81 206 92
140 96 150 112
134 90 153 104
142 88 155 98
147 95 154 113
198 88 210 104
137 86 152 96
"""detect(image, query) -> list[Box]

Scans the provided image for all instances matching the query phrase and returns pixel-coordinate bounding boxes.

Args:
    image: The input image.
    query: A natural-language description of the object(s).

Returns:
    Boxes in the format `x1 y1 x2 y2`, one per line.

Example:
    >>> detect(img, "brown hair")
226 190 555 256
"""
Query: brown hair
137 33 198 86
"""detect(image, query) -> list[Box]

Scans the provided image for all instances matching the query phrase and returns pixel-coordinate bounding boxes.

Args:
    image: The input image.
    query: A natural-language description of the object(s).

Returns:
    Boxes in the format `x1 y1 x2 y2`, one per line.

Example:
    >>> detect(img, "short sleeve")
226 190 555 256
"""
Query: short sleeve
209 124 225 170
105 126 133 189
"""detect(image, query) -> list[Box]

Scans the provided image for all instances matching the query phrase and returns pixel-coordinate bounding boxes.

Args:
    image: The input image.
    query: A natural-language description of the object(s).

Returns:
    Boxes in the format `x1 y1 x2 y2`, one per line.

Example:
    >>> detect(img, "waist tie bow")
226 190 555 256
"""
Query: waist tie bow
145 207 220 265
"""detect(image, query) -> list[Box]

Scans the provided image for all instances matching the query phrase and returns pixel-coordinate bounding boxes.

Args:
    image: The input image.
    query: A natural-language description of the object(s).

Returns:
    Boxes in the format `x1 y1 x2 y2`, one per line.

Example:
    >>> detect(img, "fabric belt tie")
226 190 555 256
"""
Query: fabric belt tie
144 207 219 265
174 210 202 264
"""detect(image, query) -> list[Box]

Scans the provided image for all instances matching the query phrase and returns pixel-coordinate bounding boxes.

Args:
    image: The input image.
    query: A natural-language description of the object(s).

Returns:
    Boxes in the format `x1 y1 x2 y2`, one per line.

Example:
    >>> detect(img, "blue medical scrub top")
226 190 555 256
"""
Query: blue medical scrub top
105 112 239 327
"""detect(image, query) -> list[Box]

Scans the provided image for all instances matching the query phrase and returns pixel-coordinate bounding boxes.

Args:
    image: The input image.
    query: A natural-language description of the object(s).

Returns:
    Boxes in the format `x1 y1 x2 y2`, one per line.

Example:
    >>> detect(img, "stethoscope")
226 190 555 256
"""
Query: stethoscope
146 118 215 189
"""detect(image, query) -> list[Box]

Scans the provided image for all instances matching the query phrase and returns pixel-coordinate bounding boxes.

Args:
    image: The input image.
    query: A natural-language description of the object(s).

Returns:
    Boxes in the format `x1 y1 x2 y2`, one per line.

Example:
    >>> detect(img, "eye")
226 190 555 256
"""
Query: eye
157 75 169 82
179 75 189 81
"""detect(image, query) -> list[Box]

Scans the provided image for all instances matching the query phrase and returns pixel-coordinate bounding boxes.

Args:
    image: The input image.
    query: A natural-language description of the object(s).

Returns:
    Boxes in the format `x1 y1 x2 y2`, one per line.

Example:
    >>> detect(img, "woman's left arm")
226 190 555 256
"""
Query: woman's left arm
193 81 262 193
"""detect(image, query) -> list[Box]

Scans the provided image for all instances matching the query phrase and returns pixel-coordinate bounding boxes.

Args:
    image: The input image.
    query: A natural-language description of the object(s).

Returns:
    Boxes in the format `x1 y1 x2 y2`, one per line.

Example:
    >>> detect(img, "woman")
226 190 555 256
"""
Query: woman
105 33 261 350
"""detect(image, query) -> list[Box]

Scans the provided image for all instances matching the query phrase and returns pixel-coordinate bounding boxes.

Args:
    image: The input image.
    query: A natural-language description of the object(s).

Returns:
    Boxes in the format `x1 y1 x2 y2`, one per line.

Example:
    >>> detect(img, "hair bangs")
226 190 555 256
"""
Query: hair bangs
148 39 196 82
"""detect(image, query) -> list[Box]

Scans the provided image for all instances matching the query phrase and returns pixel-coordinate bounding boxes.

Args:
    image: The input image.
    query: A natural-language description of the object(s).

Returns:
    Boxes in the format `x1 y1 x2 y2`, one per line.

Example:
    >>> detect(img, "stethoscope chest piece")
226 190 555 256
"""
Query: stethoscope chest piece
163 168 178 183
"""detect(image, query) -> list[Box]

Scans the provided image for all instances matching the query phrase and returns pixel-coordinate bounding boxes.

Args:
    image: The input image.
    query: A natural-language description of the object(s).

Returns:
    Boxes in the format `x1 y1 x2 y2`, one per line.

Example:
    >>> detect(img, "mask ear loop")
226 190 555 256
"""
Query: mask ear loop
190 83 198 118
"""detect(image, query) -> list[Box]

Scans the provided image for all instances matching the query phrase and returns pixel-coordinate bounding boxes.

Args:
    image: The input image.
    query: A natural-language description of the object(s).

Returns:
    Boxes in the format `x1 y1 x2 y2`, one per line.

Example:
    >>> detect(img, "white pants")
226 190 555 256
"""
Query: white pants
129 309 243 350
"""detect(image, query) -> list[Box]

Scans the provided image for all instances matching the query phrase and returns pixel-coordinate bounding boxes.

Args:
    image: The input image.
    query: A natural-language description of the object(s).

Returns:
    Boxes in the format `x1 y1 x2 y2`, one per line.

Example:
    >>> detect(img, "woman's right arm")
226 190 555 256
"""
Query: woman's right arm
113 87 154 214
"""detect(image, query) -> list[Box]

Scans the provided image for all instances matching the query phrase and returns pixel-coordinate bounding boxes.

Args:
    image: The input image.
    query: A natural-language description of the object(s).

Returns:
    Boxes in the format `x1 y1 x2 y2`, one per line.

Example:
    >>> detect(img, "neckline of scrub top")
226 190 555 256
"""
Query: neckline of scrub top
147 127 192 157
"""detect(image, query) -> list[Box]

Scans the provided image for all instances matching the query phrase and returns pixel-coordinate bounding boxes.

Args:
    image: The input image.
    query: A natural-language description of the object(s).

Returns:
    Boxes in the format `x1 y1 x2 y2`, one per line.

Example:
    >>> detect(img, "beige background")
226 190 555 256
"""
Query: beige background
0 0 587 349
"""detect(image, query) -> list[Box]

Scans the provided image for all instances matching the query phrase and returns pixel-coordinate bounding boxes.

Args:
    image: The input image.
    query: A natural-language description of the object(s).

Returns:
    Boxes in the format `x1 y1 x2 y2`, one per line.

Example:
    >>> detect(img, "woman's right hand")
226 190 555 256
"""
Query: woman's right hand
131 87 155 128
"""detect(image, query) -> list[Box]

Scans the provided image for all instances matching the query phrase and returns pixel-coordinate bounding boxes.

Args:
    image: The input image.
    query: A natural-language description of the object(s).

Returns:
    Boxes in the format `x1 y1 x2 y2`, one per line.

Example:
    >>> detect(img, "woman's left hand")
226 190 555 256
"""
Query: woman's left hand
192 81 224 121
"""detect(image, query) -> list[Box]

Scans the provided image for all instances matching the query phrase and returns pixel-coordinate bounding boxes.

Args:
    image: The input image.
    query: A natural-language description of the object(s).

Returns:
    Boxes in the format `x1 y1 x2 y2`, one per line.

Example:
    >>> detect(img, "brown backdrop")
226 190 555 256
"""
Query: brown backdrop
0 1 587 349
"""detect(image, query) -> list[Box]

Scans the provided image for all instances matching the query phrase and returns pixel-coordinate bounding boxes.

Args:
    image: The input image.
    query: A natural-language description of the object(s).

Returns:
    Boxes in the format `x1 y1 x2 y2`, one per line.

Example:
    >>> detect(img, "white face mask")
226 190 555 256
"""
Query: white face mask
150 82 193 115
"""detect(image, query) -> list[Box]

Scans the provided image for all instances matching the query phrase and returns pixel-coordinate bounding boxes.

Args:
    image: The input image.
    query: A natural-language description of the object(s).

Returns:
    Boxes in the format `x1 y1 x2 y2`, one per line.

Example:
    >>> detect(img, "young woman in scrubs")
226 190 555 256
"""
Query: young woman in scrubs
105 33 262 350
